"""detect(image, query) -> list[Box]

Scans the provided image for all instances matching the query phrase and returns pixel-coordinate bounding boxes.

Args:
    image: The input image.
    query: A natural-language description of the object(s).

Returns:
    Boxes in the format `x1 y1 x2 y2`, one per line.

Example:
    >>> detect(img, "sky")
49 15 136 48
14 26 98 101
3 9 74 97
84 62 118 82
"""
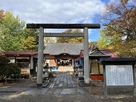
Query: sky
0 0 114 42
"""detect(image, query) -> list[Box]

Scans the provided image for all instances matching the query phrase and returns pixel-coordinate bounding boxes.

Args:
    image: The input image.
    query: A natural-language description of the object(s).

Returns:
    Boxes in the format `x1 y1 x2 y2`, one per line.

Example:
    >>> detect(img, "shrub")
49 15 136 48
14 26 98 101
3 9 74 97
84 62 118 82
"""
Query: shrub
8 63 21 75
0 63 21 79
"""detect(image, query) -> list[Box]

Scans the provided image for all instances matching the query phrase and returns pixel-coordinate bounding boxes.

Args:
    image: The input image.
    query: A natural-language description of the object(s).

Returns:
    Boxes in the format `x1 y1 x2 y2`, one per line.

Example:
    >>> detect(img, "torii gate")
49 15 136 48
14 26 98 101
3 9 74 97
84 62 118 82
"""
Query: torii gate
27 24 100 86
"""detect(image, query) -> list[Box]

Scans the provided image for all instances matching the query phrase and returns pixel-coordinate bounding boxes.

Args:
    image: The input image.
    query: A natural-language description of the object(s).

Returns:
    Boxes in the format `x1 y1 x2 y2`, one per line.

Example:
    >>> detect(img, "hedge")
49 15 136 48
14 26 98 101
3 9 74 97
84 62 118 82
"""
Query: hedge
0 63 21 79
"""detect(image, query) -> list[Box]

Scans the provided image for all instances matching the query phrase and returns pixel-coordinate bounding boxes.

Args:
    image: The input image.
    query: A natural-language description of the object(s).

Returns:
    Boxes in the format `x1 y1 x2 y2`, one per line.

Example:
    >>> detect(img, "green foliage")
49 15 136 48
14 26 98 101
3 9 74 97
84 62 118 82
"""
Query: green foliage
23 28 38 38
0 11 25 51
97 30 111 50
0 63 21 76
21 36 37 51
0 11 38 51
21 28 38 51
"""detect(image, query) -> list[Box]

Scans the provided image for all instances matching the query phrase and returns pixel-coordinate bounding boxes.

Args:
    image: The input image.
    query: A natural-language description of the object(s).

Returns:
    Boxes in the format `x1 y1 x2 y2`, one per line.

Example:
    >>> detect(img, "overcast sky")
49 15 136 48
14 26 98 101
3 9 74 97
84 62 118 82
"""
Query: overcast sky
0 0 113 41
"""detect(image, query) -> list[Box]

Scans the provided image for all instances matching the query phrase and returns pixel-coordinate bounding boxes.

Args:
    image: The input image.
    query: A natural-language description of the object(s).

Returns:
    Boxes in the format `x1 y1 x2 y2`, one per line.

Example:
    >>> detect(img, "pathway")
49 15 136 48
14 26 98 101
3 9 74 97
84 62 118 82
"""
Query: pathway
48 73 76 88
0 72 88 95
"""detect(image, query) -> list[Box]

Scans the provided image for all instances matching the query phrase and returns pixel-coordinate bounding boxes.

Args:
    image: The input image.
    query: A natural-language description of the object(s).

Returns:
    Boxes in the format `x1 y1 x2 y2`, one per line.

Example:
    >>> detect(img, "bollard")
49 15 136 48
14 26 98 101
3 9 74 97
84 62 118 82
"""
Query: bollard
43 63 49 80
44 68 49 79
78 66 84 80
75 67 78 77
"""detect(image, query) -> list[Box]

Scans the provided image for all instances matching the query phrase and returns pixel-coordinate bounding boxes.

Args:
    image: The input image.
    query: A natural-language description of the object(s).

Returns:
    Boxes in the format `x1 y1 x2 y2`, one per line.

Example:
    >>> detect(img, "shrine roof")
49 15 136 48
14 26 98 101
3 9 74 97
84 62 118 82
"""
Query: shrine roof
79 49 119 58
44 43 83 55
3 51 37 57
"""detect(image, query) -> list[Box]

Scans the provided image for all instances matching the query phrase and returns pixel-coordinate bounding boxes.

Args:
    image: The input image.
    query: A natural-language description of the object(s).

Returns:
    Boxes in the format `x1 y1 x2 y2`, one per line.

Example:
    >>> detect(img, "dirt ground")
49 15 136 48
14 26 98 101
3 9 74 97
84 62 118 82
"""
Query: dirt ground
0 77 36 88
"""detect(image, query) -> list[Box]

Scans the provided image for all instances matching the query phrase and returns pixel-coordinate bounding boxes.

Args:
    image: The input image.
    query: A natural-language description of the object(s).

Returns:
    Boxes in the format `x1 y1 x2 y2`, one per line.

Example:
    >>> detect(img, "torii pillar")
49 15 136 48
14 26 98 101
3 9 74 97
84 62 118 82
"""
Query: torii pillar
84 27 90 84
37 27 44 86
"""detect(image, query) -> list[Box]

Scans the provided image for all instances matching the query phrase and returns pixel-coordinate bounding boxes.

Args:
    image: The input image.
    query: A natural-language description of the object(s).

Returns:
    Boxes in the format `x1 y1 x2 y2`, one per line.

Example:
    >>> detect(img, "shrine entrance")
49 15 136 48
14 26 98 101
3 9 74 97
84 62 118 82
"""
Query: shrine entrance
26 24 100 86
56 54 72 66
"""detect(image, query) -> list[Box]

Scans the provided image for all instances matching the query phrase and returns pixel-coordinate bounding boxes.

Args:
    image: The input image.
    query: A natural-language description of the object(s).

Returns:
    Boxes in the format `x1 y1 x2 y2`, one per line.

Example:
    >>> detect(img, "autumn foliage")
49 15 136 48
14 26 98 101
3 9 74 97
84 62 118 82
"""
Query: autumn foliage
98 0 136 57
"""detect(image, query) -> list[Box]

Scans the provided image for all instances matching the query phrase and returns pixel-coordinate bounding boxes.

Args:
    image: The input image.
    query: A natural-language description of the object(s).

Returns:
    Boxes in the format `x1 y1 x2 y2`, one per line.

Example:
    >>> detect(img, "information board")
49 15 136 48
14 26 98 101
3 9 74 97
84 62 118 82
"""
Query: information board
105 65 134 86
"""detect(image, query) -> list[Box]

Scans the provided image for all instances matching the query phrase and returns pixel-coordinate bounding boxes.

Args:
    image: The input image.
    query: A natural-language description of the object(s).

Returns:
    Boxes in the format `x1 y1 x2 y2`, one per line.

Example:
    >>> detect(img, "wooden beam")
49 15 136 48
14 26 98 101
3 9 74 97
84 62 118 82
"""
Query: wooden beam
26 24 100 29
43 33 84 37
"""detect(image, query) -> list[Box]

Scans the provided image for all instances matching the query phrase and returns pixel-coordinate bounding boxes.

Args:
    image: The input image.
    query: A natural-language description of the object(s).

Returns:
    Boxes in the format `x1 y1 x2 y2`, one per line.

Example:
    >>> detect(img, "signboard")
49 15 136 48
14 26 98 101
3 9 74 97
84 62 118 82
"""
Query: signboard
105 65 134 86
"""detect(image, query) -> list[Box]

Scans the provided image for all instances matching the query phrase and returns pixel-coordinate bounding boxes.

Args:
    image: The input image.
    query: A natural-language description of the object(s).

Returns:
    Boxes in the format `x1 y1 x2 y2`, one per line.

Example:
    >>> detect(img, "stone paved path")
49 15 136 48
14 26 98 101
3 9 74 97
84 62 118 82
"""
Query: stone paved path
48 73 76 88
0 72 88 95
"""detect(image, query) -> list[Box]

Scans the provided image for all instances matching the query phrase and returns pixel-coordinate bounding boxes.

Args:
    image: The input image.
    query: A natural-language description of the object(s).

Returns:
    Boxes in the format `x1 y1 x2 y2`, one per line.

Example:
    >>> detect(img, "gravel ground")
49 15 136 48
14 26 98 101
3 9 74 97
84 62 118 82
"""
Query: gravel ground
0 92 136 102
0 75 136 102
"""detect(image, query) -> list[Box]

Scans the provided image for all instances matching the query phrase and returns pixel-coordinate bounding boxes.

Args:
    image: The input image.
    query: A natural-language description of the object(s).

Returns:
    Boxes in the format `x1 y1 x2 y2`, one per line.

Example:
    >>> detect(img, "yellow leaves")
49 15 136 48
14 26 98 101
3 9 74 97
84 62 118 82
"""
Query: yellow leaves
100 0 136 57
21 37 37 51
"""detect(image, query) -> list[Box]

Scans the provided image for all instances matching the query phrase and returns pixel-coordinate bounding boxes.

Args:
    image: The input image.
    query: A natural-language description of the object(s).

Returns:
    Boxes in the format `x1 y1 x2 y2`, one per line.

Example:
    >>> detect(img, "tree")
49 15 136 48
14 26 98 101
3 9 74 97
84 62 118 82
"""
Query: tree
0 11 25 51
0 11 38 51
97 30 111 50
99 0 136 57
102 0 136 41
56 29 84 43
20 28 38 51
21 36 37 51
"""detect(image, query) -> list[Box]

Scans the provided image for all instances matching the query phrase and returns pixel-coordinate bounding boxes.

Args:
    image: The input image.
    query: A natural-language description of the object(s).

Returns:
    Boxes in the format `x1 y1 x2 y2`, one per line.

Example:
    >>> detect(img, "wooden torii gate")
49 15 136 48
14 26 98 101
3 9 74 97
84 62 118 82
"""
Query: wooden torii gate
26 24 100 86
